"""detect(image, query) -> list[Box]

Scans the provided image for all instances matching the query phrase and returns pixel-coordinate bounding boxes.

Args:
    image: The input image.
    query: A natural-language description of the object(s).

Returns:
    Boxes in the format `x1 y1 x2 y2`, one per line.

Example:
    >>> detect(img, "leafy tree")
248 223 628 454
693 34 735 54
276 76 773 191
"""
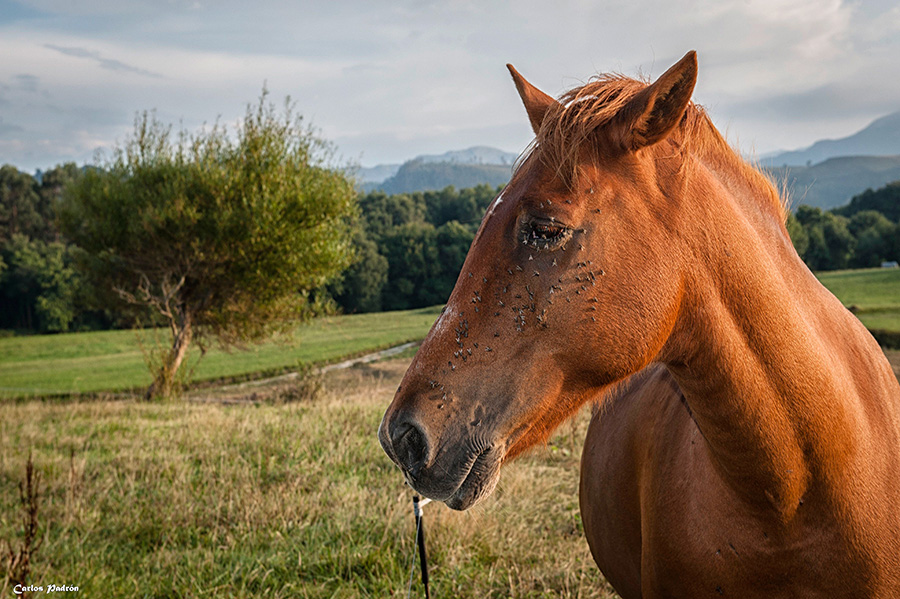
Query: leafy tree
379 222 440 311
424 186 466 228
424 184 498 229
60 96 357 398
37 163 82 241
833 182 900 222
848 211 897 268
820 213 854 270
378 220 474 311
358 191 427 239
434 220 475 295
331 228 388 313
332 185 496 313
0 166 44 242
786 213 809 258
794 206 855 270
848 210 893 237
0 235 80 332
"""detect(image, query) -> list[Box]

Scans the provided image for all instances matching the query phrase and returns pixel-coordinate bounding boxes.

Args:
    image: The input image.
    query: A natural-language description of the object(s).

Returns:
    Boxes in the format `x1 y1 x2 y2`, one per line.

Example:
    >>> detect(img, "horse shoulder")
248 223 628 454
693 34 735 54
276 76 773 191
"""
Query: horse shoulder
580 364 698 598
578 362 888 598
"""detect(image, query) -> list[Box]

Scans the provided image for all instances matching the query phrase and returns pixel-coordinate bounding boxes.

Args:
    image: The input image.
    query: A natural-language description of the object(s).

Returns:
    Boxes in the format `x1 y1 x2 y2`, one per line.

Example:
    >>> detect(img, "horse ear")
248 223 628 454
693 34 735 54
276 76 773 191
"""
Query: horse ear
507 64 558 136
610 51 698 152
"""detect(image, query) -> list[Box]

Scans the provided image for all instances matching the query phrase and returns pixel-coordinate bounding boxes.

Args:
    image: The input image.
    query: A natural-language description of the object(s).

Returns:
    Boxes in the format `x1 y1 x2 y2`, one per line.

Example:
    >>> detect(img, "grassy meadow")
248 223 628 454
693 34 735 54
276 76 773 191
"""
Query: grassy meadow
816 267 900 332
0 307 441 400
0 359 617 598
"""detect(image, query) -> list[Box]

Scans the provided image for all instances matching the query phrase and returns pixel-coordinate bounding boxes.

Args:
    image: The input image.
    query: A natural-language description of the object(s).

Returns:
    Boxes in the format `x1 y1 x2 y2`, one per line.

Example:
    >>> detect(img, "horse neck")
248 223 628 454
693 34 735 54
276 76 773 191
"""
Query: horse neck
657 154 900 520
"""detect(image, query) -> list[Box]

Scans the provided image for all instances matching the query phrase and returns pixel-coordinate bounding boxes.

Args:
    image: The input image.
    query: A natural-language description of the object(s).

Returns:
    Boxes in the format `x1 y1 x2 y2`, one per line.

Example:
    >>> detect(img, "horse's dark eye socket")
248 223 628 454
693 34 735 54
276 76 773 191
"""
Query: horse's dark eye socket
522 219 571 250
531 223 565 240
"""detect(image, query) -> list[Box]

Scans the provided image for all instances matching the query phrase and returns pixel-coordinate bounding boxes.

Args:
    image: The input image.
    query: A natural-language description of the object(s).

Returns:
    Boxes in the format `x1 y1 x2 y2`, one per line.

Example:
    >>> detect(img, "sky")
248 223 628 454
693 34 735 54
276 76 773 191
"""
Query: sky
2 0 900 173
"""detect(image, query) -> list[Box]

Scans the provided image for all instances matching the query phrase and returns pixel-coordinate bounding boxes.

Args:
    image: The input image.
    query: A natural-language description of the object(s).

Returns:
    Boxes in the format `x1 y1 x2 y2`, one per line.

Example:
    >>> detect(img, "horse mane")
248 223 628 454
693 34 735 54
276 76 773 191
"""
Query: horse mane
524 73 787 221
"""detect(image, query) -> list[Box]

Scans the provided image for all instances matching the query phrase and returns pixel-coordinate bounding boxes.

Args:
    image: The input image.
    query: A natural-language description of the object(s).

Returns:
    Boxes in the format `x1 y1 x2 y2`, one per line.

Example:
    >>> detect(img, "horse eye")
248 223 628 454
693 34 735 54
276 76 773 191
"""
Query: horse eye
531 222 565 240
522 219 571 250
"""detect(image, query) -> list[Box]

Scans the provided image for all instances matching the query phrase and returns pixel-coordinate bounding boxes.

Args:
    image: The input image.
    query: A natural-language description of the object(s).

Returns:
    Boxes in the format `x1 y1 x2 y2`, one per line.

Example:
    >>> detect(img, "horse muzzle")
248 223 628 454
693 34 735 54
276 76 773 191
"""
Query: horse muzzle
378 408 503 510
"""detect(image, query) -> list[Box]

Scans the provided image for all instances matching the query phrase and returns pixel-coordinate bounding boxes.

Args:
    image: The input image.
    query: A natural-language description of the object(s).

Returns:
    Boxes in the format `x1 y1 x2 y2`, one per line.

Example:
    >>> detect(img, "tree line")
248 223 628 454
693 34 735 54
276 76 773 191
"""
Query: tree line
786 182 900 271
330 185 498 313
2 161 898 335
0 163 100 333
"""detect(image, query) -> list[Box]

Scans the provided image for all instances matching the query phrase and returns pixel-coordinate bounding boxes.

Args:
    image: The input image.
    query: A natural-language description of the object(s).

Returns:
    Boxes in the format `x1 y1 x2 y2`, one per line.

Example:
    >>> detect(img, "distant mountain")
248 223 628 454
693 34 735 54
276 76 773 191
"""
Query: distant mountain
763 155 900 210
359 146 518 194
414 146 518 166
367 160 512 195
761 111 900 167
355 163 401 184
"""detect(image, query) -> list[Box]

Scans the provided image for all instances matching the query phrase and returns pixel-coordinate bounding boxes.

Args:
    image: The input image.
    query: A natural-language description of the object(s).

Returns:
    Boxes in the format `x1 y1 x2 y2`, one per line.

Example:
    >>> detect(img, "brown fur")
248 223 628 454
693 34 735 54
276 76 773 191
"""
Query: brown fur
380 52 900 597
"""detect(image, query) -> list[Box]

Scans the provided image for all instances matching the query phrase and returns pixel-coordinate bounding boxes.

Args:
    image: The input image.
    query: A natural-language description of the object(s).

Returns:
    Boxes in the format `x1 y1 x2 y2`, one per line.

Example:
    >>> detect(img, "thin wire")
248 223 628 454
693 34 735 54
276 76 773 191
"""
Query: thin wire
406 510 423 599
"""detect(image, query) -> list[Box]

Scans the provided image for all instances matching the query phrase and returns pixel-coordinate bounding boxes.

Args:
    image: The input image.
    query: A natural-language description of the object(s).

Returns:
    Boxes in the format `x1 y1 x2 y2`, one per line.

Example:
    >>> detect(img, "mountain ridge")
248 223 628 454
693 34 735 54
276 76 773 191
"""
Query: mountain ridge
356 146 518 186
763 154 900 210
761 110 900 167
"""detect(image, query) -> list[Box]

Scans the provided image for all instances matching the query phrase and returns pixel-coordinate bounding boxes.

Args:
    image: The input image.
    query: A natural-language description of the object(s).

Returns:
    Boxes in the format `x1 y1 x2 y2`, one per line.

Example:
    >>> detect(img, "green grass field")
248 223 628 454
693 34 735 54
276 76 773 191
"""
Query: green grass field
0 360 617 598
0 307 441 399
816 268 900 332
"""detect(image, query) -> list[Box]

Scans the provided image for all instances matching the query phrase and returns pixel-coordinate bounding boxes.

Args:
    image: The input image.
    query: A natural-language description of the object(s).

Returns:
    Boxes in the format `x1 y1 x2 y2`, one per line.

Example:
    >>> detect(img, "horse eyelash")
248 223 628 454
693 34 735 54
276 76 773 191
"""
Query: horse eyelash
520 219 574 250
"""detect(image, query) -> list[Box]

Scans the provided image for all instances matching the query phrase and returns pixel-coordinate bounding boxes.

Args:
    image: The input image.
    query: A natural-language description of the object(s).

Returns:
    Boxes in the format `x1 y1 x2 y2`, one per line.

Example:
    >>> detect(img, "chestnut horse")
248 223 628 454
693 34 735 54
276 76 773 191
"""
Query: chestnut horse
379 51 900 597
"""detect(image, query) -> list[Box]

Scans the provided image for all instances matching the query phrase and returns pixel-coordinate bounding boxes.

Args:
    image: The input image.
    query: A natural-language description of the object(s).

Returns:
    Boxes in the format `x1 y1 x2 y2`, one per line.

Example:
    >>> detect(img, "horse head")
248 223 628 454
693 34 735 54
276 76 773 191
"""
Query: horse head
380 51 701 509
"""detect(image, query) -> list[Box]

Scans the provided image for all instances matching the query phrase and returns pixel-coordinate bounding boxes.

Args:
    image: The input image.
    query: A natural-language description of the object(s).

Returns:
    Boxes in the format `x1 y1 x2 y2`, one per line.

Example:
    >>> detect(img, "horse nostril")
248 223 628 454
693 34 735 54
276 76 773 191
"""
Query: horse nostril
390 419 428 475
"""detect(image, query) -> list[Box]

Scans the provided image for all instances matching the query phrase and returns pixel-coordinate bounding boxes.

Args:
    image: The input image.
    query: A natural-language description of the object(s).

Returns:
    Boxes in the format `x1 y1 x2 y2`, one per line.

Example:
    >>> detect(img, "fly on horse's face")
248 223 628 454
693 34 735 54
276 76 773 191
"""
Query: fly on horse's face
380 52 698 510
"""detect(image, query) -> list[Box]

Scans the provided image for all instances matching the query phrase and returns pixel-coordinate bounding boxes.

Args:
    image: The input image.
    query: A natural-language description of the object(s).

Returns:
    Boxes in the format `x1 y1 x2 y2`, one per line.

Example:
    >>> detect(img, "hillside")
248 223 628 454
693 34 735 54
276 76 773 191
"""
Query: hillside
415 146 518 165
359 146 518 193
363 160 512 194
355 163 401 184
763 155 900 211
762 110 900 167
356 115 900 202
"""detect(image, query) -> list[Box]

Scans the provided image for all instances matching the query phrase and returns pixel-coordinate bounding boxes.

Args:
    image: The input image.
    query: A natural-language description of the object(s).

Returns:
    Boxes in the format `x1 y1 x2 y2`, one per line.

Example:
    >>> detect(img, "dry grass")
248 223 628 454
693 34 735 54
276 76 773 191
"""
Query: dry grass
0 357 618 598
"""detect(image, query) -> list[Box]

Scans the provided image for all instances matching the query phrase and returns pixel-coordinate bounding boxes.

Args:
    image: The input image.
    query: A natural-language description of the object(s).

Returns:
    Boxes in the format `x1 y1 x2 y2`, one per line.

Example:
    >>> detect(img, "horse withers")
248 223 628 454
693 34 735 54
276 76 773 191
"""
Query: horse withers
379 51 900 597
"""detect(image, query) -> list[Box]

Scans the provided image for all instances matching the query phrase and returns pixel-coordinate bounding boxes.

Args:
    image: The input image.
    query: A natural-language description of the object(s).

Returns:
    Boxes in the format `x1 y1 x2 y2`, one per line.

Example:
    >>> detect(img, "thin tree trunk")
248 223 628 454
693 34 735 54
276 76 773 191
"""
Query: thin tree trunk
145 308 193 400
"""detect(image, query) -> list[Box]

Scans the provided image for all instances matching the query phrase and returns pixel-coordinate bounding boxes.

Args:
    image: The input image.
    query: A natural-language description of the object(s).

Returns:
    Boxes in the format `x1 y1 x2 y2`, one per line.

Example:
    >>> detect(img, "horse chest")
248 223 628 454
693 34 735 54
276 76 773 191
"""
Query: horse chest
579 369 893 598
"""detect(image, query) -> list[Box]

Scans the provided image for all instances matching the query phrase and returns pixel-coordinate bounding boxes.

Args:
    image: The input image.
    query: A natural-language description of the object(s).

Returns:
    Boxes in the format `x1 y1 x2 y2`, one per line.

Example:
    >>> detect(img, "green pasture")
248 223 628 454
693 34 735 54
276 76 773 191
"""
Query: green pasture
0 307 441 399
816 268 900 332
0 361 617 598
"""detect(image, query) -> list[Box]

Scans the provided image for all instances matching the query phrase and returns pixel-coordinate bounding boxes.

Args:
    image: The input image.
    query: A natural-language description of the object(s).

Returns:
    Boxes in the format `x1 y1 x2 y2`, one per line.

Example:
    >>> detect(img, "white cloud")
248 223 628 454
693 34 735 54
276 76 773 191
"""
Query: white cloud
1 0 899 170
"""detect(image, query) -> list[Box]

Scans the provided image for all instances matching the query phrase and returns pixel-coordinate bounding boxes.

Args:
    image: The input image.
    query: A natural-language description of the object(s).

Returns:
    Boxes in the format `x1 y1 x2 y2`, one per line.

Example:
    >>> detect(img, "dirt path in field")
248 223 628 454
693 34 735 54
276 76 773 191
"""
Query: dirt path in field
186 342 418 404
